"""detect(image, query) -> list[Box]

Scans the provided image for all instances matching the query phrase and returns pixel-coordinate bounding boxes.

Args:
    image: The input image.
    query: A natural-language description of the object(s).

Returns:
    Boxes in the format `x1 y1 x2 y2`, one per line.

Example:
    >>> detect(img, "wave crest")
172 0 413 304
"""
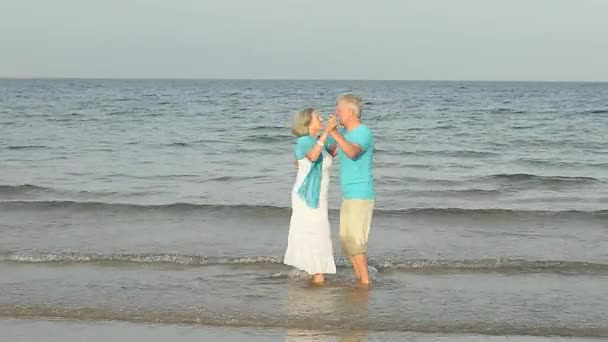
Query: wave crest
2 252 607 275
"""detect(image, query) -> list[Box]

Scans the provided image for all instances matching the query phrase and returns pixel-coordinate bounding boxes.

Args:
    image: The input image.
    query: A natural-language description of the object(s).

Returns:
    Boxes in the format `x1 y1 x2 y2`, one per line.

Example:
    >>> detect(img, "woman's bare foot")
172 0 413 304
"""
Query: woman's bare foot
312 273 325 285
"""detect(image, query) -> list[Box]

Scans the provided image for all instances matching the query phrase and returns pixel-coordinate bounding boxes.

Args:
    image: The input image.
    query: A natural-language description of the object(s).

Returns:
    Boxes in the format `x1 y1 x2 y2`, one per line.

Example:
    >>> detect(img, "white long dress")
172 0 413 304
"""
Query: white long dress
283 150 336 275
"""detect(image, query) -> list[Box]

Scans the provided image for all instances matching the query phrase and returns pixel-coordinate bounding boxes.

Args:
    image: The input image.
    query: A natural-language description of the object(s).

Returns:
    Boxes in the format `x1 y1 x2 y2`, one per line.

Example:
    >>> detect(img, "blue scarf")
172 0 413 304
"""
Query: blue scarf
294 136 323 209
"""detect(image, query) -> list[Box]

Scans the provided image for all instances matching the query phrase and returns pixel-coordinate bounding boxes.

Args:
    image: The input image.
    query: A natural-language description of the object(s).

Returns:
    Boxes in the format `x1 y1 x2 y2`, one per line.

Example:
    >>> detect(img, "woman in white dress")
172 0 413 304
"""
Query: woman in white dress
284 107 336 284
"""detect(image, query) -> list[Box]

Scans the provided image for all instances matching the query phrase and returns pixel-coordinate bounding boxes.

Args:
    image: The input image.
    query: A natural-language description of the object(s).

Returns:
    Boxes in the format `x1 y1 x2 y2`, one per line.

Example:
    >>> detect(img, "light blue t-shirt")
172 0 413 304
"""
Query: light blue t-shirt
333 125 375 199
294 135 333 160
294 136 316 160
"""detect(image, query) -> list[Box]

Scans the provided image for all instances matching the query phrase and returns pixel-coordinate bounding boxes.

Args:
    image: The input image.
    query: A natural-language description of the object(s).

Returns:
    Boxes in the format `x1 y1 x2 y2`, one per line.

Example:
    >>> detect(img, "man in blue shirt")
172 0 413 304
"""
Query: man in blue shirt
326 93 375 286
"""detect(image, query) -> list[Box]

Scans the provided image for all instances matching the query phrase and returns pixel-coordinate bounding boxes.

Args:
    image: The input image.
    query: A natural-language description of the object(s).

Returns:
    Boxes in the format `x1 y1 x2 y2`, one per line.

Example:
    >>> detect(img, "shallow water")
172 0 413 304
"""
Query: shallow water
3 319 605 342
1 79 607 338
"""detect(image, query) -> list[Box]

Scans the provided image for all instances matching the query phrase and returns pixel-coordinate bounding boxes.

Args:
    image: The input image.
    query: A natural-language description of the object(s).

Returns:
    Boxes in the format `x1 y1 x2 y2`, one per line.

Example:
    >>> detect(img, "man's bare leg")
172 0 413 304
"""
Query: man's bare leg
349 256 361 281
352 253 370 285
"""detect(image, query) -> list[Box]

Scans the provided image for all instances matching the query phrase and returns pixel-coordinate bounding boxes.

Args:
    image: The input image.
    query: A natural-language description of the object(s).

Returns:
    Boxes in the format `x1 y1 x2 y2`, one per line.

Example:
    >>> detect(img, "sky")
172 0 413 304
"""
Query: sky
1 0 607 81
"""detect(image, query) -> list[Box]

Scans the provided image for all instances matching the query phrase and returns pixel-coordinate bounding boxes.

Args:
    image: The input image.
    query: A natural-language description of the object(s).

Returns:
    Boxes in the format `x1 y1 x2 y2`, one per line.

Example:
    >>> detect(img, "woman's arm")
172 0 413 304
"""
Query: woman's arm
304 130 330 162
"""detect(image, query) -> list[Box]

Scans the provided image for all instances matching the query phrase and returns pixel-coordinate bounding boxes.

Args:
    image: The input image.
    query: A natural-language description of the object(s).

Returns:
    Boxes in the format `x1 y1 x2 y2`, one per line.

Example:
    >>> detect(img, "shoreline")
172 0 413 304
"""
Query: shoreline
1 318 605 341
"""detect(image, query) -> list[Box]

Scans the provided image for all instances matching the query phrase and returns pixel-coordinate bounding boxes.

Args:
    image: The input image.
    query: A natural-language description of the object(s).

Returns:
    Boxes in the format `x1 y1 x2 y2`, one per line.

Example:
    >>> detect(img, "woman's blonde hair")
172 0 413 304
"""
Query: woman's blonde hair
291 107 315 137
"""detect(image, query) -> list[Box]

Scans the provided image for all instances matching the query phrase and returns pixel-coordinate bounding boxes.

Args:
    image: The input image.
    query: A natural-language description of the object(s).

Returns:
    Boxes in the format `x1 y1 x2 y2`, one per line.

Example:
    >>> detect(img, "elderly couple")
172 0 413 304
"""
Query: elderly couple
283 93 375 286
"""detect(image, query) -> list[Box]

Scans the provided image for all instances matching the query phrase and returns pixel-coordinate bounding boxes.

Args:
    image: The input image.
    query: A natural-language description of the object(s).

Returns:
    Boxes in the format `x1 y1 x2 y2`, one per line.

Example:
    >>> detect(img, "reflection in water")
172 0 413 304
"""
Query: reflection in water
285 283 370 342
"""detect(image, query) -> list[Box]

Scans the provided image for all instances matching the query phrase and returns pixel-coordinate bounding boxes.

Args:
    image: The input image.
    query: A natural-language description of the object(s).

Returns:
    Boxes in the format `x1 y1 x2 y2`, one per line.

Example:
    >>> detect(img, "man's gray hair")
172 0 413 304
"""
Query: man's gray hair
337 93 363 118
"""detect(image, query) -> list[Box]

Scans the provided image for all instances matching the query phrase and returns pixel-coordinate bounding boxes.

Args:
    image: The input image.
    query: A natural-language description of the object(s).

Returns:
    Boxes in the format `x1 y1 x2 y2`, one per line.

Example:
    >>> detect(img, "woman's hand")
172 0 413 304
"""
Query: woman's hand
326 115 338 132
319 116 337 140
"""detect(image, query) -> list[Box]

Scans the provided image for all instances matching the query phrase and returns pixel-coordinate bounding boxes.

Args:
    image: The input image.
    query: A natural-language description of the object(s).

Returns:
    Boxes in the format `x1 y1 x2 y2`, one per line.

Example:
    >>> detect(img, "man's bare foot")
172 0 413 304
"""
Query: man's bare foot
355 281 371 289
312 273 325 285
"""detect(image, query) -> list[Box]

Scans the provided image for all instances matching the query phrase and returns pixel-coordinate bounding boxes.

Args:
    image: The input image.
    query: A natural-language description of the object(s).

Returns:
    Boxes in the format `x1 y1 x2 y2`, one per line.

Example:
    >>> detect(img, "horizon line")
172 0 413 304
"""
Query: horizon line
1 76 607 83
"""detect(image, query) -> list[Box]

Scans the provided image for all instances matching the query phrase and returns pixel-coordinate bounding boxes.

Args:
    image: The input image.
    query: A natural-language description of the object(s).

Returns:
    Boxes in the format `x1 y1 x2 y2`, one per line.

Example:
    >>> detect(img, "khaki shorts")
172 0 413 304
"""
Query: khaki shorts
340 199 375 256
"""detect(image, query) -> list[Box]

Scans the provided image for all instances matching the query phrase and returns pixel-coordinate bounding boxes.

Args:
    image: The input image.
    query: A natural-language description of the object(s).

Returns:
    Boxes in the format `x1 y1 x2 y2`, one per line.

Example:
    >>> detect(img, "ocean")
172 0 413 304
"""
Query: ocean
1 79 607 341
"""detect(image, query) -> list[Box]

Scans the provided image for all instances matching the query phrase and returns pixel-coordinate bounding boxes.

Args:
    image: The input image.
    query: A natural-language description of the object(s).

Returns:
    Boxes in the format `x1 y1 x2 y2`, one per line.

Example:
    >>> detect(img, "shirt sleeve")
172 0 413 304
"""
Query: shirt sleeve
294 136 316 160
349 126 373 152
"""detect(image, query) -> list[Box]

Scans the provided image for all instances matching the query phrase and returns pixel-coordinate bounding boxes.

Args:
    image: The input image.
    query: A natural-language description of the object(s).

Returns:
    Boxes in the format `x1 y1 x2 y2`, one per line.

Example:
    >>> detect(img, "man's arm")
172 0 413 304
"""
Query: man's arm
330 129 362 160
326 115 363 160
